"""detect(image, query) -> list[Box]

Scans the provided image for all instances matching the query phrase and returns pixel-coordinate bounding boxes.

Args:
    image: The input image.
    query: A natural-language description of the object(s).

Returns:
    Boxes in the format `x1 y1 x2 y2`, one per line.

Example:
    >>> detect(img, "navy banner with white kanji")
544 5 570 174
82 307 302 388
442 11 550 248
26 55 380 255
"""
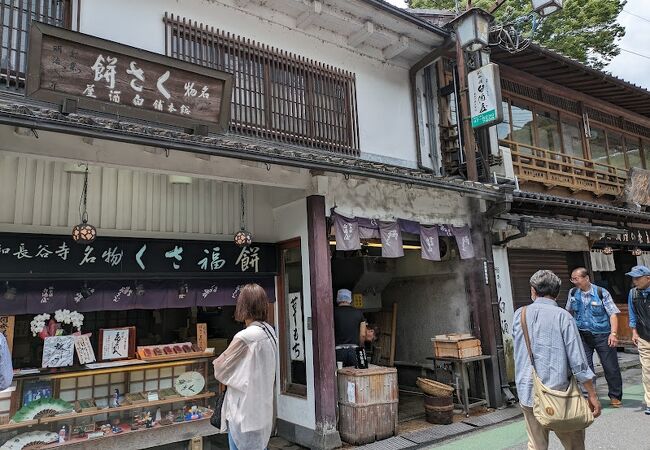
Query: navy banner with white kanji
0 234 277 279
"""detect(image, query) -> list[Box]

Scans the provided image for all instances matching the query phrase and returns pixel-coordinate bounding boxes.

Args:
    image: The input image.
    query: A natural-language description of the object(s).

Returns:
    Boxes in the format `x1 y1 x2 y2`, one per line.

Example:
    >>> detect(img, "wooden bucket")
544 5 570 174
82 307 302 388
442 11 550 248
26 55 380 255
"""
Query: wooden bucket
425 404 454 425
337 366 398 445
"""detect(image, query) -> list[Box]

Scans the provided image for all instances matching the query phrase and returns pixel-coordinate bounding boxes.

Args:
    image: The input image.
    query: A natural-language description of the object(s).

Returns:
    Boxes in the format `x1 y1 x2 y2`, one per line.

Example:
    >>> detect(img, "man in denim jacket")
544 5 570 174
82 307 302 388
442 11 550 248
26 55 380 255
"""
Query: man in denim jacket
566 267 622 407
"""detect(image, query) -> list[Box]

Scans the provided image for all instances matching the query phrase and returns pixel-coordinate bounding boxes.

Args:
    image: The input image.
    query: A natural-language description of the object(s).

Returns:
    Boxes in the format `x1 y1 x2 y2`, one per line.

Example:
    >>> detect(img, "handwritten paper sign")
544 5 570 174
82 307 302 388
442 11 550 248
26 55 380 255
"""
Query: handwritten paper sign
100 328 131 360
27 22 232 132
288 292 305 362
74 334 96 364
42 336 75 368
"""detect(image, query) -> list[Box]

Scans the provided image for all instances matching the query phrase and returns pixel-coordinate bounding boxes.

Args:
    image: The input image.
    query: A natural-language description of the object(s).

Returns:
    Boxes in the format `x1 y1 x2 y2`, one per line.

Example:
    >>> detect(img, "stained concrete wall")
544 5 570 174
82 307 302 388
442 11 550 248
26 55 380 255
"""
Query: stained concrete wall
381 250 471 365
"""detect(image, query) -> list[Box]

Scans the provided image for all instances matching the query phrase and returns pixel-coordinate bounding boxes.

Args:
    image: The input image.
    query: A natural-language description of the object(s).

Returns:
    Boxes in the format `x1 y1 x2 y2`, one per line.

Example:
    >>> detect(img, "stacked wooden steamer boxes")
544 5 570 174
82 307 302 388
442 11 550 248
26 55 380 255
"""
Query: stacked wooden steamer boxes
432 333 482 359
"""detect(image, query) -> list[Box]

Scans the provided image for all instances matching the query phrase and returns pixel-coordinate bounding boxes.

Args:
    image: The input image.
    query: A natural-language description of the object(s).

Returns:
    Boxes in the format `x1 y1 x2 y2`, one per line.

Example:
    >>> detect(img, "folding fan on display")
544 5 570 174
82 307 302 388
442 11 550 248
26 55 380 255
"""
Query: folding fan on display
10 398 74 423
0 431 58 450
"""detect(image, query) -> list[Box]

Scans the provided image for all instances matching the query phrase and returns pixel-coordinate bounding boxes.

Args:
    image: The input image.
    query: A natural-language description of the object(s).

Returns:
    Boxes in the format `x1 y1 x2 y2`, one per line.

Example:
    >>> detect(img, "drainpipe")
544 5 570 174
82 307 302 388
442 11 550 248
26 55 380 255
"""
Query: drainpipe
409 38 454 172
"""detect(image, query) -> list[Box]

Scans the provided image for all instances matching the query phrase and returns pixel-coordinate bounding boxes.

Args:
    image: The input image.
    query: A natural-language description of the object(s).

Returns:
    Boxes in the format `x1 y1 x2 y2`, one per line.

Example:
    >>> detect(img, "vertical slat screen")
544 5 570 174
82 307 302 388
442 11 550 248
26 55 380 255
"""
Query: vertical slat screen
0 0 71 88
164 13 360 156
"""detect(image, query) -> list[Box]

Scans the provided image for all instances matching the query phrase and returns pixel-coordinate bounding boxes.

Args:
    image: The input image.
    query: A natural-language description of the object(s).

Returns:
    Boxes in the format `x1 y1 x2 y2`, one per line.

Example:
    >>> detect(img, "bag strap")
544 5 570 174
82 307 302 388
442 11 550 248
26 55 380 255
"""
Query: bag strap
256 322 278 348
520 306 535 370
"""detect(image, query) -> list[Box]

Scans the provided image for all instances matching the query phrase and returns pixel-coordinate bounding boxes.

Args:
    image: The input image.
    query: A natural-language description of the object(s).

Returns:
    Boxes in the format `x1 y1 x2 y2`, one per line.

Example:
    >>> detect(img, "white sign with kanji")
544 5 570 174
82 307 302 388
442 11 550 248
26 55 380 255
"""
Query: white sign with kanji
468 63 503 129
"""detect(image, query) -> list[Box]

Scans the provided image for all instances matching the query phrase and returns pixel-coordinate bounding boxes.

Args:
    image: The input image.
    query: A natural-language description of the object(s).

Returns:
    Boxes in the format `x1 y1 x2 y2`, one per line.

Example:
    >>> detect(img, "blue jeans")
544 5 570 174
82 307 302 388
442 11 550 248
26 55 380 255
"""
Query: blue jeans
227 432 268 450
580 331 623 400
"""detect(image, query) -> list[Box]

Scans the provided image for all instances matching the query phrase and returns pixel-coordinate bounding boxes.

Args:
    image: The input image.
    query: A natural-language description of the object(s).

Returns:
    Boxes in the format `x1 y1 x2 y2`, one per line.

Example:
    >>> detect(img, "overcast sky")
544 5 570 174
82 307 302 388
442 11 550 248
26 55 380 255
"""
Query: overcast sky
385 0 650 90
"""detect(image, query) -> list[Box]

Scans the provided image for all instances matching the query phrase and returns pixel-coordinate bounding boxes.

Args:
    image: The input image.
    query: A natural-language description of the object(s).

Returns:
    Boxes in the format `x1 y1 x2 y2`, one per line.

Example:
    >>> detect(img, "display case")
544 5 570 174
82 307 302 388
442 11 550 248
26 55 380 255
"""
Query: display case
0 356 215 449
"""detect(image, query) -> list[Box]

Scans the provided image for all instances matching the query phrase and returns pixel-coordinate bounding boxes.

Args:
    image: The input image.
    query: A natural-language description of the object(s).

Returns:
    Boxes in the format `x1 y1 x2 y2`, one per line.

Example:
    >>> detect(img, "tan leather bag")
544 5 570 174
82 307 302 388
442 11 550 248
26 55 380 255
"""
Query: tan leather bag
521 307 594 432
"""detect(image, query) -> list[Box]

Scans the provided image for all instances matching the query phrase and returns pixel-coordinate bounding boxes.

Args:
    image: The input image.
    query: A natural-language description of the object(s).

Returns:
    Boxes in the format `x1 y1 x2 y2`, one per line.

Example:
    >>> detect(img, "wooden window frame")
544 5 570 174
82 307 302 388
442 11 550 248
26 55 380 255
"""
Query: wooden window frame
276 238 307 398
0 0 74 88
163 13 360 157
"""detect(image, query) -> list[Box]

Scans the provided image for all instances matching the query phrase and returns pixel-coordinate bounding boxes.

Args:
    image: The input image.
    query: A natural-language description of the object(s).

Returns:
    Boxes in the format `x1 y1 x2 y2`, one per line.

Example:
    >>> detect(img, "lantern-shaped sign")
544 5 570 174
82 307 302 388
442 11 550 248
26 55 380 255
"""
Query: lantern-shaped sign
234 230 252 248
72 222 97 244
448 8 494 52
531 0 563 17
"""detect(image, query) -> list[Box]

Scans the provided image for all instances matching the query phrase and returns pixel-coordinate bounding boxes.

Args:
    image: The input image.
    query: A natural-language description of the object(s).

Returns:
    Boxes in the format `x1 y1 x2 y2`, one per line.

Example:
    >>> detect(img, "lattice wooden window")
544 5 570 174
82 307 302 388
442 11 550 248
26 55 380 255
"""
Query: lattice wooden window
164 13 360 156
0 0 72 87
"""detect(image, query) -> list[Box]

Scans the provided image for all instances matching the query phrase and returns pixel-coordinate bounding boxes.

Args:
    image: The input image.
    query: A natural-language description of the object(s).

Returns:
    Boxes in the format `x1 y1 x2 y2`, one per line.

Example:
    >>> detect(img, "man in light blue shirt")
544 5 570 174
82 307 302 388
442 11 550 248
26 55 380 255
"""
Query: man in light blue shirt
513 270 600 450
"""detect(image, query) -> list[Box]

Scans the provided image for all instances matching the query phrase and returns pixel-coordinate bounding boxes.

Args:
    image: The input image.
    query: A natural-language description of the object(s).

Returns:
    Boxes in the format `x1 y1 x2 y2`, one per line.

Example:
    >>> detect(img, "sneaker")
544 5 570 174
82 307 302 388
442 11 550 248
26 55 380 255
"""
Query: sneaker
610 398 622 408
646 407 650 415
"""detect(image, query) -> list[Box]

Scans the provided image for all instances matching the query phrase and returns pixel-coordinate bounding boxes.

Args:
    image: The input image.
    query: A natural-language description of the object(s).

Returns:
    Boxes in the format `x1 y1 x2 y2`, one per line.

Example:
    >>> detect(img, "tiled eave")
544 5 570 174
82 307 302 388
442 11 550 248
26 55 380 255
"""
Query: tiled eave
0 94 504 200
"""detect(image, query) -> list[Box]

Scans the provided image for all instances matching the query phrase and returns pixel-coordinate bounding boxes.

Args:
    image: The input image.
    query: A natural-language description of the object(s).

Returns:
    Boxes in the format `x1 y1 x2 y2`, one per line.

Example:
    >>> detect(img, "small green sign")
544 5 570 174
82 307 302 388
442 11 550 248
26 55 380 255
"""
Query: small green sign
471 109 497 128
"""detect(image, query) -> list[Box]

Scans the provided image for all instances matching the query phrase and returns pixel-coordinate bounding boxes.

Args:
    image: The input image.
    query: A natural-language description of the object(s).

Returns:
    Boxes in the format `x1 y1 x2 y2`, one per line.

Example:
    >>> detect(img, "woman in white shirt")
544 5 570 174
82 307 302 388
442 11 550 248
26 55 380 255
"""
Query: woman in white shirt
213 283 278 450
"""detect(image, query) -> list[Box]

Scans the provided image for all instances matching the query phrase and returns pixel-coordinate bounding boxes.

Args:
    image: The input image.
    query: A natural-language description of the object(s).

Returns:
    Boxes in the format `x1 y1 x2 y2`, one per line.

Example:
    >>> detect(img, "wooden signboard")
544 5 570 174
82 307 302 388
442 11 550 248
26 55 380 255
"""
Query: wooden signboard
27 22 232 132
98 327 136 361
0 316 15 352
196 323 207 351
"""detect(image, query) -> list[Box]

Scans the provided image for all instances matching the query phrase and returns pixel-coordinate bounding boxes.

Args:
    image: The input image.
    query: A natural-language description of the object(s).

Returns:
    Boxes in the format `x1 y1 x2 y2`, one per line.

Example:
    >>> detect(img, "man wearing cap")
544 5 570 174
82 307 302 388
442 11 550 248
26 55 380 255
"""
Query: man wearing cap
334 289 366 367
566 267 622 408
626 265 650 415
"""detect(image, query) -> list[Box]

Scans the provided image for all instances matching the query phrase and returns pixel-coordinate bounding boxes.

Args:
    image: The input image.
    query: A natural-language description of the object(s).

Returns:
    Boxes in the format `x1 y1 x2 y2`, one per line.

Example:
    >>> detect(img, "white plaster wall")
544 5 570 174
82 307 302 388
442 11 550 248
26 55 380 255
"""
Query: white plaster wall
505 229 590 252
272 198 316 430
322 176 472 225
78 0 419 167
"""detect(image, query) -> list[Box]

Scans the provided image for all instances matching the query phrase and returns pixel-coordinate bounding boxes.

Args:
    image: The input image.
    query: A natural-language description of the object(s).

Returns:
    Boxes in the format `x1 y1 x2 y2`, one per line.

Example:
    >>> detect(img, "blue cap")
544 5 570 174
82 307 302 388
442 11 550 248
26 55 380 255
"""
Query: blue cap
626 265 650 277
336 289 352 304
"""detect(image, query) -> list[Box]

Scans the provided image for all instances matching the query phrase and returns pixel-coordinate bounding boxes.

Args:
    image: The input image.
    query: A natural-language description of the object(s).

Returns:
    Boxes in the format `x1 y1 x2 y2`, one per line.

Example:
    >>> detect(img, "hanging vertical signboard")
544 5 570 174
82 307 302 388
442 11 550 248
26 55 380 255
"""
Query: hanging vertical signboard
467 63 503 129
288 292 305 362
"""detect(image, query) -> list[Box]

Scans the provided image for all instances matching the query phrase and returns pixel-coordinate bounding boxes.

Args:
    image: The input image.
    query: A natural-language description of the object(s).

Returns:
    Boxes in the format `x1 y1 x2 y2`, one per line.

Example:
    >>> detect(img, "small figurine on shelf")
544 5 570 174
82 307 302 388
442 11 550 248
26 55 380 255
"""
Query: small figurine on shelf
155 408 162 424
58 426 66 443
111 418 123 434
190 405 199 420
113 388 121 407
144 411 154 428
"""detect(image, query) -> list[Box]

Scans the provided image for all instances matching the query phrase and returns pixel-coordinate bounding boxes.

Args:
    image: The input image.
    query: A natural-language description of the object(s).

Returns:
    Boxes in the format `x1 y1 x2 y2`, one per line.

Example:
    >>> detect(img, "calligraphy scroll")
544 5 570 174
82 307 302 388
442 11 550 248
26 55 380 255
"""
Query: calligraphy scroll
288 292 305 362
74 334 96 365
196 323 208 351
42 336 75 368
99 327 135 361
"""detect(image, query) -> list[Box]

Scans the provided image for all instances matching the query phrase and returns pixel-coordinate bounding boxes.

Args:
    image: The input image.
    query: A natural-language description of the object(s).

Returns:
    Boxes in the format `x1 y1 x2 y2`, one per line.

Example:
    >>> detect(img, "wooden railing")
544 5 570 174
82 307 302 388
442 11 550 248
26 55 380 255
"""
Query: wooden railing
501 139 628 197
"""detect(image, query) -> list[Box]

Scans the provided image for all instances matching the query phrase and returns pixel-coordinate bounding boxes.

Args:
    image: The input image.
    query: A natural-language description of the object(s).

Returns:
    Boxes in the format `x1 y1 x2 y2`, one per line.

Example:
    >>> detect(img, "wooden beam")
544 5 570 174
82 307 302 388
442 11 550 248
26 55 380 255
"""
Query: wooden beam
296 1 322 30
383 35 409 60
347 21 374 48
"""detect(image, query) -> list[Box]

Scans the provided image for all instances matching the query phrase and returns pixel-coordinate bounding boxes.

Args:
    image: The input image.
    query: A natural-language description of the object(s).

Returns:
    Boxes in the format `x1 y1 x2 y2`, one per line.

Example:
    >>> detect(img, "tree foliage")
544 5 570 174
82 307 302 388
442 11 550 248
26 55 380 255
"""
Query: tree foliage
407 0 626 69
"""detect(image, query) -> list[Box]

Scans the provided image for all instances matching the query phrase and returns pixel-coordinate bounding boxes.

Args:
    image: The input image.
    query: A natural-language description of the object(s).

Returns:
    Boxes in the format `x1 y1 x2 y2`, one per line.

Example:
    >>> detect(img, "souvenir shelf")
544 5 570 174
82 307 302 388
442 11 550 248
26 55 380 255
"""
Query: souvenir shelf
0 356 215 448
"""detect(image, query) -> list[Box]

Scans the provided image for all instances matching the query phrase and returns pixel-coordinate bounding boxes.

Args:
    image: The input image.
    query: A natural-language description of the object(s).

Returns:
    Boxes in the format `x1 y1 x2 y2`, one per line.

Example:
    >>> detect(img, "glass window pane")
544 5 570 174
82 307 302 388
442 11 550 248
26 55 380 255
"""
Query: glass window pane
589 127 608 166
626 136 642 169
561 120 584 159
510 102 534 147
496 100 510 140
536 110 561 152
607 133 626 169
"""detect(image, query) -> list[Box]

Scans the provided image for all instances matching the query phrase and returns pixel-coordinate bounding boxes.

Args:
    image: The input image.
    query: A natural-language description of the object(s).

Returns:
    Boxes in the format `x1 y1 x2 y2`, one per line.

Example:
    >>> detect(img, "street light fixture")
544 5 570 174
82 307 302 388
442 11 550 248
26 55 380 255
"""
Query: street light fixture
531 0 563 17
449 8 494 52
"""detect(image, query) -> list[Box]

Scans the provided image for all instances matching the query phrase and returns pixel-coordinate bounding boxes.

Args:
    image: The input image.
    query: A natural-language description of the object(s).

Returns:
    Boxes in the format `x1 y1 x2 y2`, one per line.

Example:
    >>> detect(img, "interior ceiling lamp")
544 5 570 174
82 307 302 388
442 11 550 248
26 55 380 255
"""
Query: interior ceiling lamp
449 8 494 52
631 247 643 257
531 0 563 17
234 183 252 248
71 164 97 245
602 246 614 255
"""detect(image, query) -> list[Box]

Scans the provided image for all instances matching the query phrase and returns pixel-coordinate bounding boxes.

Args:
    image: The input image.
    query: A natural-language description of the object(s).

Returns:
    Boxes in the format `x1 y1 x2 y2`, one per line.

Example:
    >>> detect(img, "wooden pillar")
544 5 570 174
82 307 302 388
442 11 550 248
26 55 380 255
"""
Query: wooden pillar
467 198 504 407
306 195 341 450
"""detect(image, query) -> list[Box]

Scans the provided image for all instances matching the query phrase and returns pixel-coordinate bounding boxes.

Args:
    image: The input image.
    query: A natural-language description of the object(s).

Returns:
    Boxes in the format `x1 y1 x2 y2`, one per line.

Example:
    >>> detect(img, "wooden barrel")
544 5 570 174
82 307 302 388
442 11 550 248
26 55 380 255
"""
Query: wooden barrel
424 394 453 408
425 404 454 425
337 365 398 445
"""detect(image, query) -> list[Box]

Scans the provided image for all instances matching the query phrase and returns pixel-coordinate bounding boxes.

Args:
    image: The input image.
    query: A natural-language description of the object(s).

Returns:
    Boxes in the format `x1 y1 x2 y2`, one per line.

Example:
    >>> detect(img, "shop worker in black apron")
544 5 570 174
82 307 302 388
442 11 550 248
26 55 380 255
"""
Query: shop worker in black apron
334 289 366 368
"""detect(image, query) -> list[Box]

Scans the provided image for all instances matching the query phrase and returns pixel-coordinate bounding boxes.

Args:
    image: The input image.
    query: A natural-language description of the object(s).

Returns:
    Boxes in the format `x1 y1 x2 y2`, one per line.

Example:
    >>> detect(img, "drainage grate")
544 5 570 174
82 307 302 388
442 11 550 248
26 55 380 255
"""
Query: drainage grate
462 407 523 427
401 422 475 444
353 437 416 450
